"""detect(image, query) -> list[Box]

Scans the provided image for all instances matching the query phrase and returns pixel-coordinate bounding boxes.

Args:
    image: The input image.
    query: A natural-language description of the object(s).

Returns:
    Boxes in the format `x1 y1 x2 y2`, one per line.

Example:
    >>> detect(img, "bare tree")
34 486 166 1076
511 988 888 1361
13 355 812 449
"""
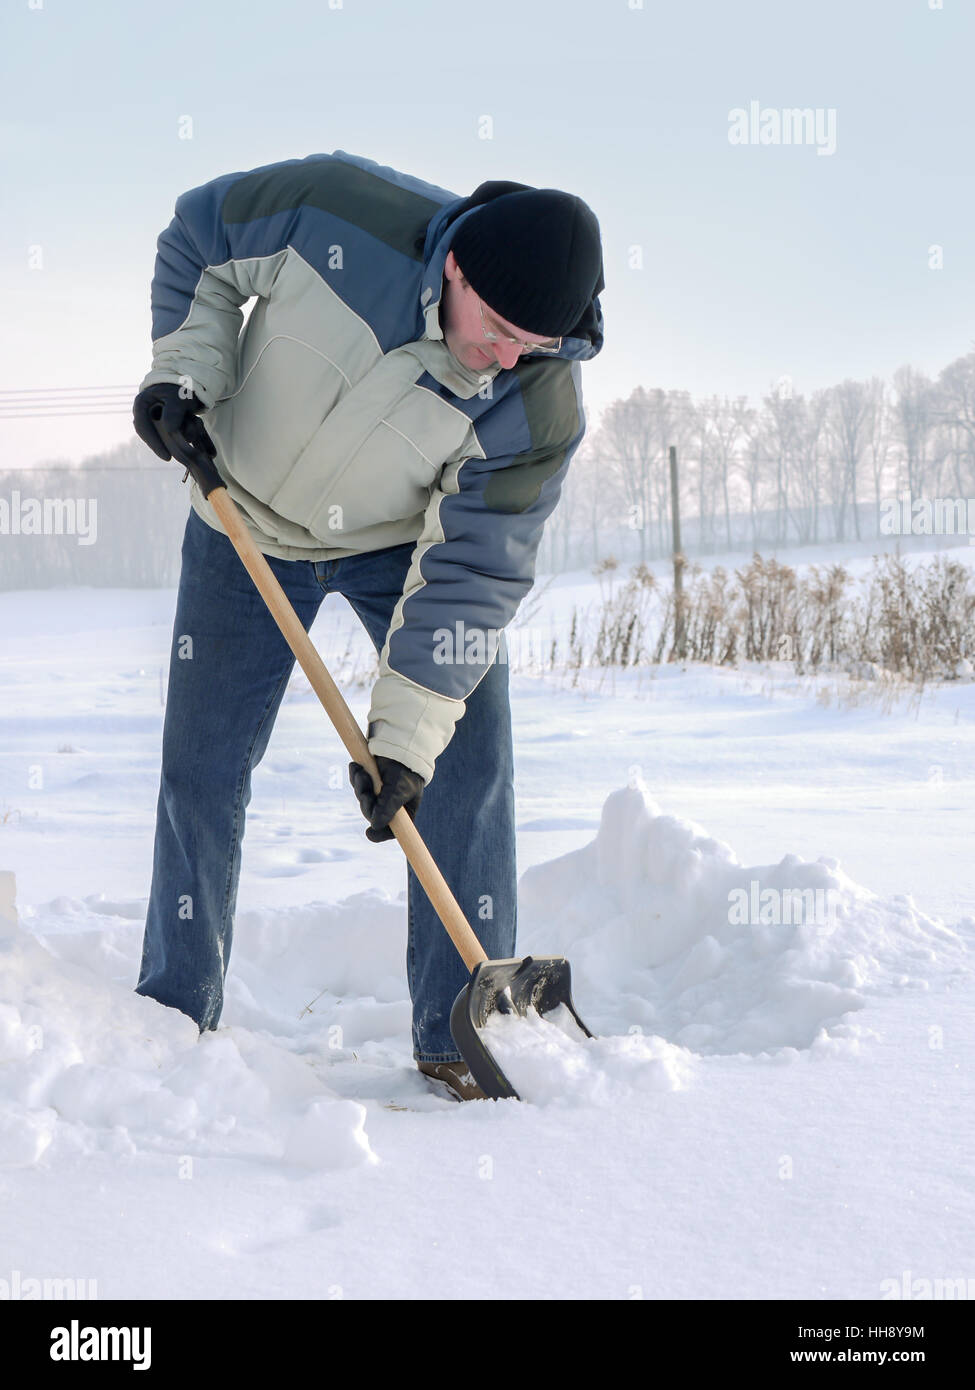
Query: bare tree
864 377 894 529
793 389 829 544
698 395 748 550
827 379 871 540
595 388 660 562
893 365 936 496
732 399 764 545
763 386 802 543
936 350 975 495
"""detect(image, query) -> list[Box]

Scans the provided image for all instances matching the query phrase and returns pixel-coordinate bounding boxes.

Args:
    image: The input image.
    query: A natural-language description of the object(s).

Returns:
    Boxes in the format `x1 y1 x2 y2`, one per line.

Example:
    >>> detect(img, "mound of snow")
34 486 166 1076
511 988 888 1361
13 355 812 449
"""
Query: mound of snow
480 1003 692 1107
0 916 376 1170
4 779 968 1154
519 781 969 1055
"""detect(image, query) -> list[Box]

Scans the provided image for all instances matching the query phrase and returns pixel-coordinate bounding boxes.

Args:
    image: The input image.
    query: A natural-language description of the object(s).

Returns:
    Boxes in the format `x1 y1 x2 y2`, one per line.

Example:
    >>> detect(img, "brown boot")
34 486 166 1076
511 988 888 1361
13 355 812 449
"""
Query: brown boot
417 1059 486 1101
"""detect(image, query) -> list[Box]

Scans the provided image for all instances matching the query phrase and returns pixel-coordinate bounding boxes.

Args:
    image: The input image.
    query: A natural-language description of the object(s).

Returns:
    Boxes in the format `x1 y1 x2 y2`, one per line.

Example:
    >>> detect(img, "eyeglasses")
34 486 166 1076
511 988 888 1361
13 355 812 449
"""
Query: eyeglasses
475 293 562 355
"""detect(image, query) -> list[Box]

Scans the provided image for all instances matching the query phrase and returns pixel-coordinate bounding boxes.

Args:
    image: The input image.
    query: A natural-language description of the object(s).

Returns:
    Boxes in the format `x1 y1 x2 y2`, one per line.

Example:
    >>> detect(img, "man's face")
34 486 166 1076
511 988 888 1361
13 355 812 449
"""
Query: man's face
439 249 560 372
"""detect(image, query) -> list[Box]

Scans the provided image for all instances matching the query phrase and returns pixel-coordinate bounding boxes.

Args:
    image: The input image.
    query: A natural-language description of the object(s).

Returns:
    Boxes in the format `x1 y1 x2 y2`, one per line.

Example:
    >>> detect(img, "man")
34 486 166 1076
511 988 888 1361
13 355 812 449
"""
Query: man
132 150 604 1100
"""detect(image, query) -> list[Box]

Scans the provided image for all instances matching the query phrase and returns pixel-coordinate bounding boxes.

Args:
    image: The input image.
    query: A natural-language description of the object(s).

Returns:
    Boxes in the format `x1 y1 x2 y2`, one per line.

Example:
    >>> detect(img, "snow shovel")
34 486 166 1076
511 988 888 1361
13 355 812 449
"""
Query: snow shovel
155 416 593 1100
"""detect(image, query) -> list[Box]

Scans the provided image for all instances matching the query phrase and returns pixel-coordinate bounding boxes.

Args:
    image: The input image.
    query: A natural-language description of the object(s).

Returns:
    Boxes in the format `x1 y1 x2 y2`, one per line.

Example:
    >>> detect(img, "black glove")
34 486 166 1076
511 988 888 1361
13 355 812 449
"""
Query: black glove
349 755 425 842
133 382 216 465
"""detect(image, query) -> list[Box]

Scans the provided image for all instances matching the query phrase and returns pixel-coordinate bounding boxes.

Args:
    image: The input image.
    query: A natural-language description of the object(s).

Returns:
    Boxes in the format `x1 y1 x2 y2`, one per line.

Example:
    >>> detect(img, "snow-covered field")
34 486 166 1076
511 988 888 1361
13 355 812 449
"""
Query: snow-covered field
1 553 973 1300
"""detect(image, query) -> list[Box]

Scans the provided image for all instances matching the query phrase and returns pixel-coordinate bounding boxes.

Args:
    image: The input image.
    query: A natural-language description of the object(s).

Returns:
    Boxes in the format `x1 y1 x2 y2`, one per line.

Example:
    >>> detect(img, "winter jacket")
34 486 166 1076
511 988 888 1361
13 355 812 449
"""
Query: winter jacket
139 150 604 781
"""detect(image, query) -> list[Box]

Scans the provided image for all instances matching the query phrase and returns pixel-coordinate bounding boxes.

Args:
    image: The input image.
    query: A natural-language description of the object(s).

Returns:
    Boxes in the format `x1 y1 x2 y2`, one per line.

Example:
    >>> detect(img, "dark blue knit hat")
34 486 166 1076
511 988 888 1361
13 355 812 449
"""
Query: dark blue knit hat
449 181 604 340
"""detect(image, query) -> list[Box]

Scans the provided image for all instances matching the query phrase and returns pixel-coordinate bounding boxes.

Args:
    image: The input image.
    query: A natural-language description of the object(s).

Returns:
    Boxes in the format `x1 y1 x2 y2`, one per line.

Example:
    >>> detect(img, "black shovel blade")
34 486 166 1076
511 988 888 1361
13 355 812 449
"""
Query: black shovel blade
449 956 594 1101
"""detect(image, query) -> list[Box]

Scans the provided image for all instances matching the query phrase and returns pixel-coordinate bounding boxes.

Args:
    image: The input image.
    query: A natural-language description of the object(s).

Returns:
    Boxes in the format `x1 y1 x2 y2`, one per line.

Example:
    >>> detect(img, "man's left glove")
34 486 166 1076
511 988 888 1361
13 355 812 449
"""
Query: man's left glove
349 755 425 842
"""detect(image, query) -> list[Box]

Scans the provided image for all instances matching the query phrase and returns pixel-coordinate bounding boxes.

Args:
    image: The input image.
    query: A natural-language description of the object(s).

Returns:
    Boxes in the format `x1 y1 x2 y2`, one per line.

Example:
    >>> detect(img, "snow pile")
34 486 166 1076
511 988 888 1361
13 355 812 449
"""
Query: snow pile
1 779 968 1171
0 915 376 1171
480 1003 692 1107
519 781 969 1056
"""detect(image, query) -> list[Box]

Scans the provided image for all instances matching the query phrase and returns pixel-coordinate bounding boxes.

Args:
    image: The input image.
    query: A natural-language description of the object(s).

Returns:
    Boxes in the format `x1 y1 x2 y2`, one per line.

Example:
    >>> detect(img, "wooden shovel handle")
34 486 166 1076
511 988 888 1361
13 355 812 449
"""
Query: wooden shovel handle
207 486 489 973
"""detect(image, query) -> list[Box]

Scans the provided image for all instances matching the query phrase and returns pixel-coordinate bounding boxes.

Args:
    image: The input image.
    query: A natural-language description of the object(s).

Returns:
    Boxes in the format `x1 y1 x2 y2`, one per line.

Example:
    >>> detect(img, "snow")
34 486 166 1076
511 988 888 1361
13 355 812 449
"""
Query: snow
519 782 968 1055
0 574 973 1299
480 1003 692 1107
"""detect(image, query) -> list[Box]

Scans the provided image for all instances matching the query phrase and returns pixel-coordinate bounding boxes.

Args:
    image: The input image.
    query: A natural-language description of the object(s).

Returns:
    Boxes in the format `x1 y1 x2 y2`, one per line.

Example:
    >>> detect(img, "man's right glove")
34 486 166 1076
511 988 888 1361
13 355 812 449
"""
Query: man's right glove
133 382 216 465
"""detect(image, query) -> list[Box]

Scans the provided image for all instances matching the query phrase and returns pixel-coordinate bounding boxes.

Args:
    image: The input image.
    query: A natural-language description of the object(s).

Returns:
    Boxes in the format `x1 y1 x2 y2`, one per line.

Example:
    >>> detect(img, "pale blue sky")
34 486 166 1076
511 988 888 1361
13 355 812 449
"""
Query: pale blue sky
2 0 971 466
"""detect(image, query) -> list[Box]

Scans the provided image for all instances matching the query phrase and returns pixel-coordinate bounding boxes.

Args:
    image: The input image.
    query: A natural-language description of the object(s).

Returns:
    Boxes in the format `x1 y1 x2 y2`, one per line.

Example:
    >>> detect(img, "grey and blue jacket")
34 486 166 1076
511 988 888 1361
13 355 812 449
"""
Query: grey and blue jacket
139 150 604 781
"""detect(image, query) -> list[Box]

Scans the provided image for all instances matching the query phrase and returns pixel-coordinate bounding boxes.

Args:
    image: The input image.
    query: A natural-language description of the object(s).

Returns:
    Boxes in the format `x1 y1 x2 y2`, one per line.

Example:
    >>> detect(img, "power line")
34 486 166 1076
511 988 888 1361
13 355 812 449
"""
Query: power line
0 410 134 419
0 385 139 396
0 465 177 474
0 384 139 421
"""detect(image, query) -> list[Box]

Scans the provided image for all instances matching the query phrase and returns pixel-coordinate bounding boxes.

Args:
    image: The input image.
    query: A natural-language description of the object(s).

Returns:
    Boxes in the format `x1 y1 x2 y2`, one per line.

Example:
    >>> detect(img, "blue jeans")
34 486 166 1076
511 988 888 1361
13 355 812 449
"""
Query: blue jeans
136 508 517 1062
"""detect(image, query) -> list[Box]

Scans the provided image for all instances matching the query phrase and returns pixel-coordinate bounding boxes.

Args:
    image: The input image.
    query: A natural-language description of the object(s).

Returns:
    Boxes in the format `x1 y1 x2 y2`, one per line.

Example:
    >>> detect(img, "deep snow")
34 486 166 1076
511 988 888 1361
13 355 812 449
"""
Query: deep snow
0 570 973 1299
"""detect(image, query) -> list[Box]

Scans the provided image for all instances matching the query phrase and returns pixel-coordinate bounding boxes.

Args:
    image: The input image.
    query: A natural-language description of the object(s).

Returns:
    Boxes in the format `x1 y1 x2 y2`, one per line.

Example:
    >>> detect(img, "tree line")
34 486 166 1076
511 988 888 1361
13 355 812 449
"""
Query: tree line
0 438 190 590
537 348 975 573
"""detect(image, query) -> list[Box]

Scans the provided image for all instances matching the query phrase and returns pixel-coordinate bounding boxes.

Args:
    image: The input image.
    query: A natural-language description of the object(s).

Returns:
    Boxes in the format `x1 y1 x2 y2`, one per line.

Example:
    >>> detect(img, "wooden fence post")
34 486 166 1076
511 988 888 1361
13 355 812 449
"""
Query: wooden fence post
669 445 686 660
